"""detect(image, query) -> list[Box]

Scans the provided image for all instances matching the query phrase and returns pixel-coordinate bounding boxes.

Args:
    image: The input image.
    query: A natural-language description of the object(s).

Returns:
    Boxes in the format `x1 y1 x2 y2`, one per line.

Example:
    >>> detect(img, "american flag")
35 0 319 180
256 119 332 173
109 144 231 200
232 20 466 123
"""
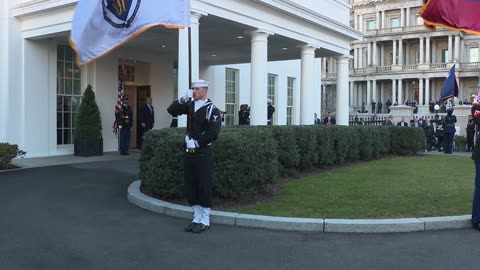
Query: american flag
112 65 124 136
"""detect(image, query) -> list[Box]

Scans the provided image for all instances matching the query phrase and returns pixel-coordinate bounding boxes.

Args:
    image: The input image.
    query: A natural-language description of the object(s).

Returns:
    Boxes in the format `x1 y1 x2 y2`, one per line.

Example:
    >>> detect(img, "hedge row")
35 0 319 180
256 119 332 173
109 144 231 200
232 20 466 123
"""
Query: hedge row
140 125 425 200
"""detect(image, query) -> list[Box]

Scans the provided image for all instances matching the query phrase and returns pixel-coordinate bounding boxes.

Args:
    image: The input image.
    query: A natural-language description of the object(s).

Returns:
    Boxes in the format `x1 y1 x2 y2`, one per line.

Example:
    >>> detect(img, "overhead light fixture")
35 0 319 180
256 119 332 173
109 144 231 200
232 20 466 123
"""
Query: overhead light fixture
236 36 244 39
212 54 217 57
161 45 166 48
281 47 288 50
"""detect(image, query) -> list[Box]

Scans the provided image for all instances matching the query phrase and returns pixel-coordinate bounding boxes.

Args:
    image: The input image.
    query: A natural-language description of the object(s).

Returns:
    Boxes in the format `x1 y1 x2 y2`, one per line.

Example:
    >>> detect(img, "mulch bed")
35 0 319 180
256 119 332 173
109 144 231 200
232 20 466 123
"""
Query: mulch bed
0 162 18 171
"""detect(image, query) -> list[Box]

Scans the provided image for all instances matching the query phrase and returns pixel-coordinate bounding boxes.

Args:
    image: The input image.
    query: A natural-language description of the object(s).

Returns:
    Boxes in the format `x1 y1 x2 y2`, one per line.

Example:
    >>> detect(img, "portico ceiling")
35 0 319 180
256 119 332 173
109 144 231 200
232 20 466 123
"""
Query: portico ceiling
122 14 339 66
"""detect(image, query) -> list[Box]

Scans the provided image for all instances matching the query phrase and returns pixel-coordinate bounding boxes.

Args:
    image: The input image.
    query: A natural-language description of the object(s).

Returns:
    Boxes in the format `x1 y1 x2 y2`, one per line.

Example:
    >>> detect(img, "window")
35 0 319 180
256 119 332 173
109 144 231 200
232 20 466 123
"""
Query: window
470 47 479 62
268 74 277 124
225 68 238 126
416 15 423 25
389 51 398 65
391 17 400 28
442 49 449 63
367 20 376 30
287 77 295 125
57 44 81 145
415 51 420 64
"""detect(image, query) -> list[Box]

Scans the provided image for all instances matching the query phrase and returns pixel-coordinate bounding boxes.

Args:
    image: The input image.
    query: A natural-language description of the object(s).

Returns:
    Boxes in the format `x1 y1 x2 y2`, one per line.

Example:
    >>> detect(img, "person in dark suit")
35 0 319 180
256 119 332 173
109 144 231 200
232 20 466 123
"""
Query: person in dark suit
323 112 336 125
314 113 321 125
443 108 457 154
424 119 435 152
396 117 409 127
139 97 155 148
267 99 275 125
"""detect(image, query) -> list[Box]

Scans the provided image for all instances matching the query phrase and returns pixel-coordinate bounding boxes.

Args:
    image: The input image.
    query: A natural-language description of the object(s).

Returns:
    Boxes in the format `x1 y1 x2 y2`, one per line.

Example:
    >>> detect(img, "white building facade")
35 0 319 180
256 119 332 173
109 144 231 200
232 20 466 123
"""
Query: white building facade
0 0 360 157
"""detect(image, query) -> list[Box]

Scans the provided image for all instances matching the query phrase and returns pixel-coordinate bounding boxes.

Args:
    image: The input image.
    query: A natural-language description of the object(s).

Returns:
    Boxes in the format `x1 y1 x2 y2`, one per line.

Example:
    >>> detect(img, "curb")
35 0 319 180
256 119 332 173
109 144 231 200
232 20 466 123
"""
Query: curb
127 180 472 233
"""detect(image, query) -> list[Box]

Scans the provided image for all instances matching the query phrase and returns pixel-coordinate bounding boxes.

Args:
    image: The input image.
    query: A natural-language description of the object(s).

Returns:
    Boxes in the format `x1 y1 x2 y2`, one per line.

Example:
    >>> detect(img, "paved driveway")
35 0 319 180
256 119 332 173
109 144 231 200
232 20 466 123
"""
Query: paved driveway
1 159 479 270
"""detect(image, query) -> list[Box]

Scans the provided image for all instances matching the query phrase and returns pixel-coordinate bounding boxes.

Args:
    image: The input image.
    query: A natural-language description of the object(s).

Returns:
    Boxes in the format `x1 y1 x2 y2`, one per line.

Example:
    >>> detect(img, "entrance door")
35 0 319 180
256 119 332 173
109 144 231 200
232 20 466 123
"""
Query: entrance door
136 86 151 148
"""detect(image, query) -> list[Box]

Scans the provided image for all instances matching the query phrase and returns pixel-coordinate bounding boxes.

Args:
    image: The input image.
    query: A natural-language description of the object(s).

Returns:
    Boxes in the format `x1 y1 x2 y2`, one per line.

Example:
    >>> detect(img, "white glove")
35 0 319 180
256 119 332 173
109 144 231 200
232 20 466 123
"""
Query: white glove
185 135 197 148
118 125 123 129
182 89 193 102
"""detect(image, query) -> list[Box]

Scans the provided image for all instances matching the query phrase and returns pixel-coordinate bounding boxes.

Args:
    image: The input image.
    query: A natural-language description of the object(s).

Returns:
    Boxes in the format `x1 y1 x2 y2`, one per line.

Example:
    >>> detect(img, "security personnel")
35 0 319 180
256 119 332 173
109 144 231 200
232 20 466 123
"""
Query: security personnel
167 80 221 233
115 94 133 155
467 115 475 152
443 108 457 154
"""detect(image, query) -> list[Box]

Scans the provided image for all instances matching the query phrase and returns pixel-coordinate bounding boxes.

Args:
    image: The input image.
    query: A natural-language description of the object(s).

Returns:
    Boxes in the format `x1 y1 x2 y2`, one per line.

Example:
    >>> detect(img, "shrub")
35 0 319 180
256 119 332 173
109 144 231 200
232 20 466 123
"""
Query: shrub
0 143 26 165
455 135 467 144
74 85 102 139
139 125 426 202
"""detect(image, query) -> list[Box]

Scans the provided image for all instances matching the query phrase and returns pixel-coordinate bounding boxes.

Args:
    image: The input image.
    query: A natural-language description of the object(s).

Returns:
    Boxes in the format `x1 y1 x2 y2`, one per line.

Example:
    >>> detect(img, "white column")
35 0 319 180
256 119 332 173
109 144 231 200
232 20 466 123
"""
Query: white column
454 35 461 62
392 79 397 104
250 30 271 125
398 39 403 65
392 40 397 65
190 12 202 81
400 8 405 27
381 11 386 29
448 35 453 62
425 78 430 104
359 14 363 32
359 47 363 68
380 82 385 104
432 42 437 63
353 48 358 69
419 37 424 64
419 78 424 105
366 80 371 107
425 37 431 64
405 43 410 65
373 42 378 66
367 43 372 66
349 81 354 107
300 45 316 125
177 28 189 127
406 7 411 27
354 14 359 30
336 55 350 126
372 80 377 103
376 11 381 29
398 79 403 104
380 44 385 66
0 0 9 141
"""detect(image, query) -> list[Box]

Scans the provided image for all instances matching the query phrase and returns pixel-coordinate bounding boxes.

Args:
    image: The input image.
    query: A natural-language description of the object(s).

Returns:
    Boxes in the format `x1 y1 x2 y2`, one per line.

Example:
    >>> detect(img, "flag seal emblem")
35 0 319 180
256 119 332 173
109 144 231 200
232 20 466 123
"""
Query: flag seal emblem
102 0 142 28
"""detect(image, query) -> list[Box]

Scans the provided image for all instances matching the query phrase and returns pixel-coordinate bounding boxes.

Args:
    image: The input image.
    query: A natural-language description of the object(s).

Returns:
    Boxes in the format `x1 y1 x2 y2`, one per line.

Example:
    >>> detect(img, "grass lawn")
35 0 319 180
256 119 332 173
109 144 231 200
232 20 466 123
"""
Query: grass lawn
231 155 476 219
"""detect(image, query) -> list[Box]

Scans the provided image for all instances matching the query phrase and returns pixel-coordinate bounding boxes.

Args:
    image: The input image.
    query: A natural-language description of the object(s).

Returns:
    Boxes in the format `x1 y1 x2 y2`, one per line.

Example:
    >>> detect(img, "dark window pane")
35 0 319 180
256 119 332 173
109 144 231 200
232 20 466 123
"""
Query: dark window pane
66 79 73 95
64 129 71 144
73 80 81 95
71 96 80 112
57 97 63 112
63 113 71 128
64 96 72 112
57 62 65 78
57 45 65 61
57 113 63 128
72 113 77 129
57 78 65 94
65 46 74 62
66 62 74 78
57 129 63 144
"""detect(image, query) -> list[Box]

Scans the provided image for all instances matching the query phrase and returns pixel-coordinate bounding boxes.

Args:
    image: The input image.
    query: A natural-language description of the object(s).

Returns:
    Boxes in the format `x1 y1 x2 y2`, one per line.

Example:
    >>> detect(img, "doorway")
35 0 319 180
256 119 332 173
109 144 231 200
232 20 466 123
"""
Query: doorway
122 85 151 149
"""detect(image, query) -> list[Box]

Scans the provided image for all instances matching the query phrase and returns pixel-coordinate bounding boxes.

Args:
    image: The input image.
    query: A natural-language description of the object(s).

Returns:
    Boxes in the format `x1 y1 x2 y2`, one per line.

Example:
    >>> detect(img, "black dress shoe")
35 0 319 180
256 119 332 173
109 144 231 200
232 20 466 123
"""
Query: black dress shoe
184 222 199 232
473 222 480 231
192 223 209 233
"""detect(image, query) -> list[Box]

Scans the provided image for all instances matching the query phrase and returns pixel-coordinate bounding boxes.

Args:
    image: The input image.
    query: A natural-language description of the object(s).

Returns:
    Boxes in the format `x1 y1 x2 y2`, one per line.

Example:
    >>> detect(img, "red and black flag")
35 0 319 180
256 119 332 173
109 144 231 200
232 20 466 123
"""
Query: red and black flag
421 0 480 35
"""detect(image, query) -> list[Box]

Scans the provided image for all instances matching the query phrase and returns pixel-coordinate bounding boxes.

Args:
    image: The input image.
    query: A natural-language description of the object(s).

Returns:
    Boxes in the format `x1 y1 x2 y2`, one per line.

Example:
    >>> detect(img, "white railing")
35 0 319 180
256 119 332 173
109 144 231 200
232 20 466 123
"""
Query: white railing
403 64 418 70
430 63 447 69
460 62 480 69
376 66 392 72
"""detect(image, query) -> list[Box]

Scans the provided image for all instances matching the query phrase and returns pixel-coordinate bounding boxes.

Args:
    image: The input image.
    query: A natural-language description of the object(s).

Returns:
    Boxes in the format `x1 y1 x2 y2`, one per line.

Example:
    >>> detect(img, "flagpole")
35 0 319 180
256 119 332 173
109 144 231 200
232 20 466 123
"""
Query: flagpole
187 26 193 138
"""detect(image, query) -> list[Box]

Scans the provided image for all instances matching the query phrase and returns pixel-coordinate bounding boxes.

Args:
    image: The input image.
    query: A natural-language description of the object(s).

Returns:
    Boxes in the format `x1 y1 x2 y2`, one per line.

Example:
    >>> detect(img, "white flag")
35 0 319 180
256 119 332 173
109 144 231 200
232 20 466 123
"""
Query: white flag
70 0 191 65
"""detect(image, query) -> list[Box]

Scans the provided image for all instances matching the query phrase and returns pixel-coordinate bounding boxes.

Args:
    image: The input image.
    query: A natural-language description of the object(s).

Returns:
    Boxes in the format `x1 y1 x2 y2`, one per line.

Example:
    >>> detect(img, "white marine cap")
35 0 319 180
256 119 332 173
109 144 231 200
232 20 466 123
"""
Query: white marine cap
267 98 273 104
191 80 209 88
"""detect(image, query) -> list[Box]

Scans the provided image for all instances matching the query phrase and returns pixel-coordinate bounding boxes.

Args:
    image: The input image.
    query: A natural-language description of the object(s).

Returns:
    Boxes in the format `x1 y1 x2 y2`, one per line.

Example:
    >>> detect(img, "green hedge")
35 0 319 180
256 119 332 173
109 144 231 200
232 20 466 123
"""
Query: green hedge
140 125 426 200
0 143 26 165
